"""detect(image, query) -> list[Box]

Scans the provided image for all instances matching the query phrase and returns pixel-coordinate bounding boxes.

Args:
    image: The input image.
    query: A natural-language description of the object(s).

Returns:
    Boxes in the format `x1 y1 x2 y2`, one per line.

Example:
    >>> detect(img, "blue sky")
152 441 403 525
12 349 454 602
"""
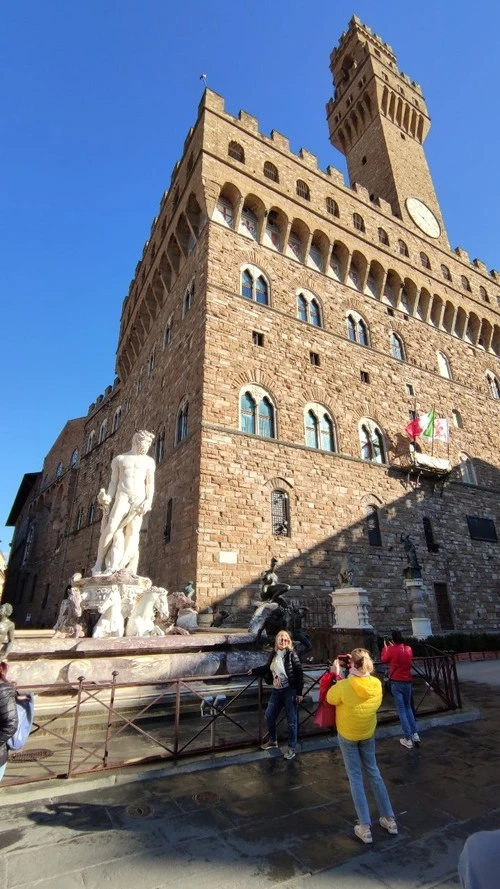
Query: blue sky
1 0 499 553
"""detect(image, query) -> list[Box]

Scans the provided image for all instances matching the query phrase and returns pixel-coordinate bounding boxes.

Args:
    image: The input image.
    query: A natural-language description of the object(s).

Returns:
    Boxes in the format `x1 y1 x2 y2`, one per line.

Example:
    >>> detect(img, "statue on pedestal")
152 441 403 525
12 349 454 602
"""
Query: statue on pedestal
400 533 422 579
92 430 155 577
53 580 83 637
0 604 15 659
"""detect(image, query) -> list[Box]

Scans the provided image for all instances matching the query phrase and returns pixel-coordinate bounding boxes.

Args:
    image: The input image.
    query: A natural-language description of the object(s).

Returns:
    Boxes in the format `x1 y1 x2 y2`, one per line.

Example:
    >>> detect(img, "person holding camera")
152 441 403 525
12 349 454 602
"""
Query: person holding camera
381 629 420 749
326 648 397 844
250 630 303 760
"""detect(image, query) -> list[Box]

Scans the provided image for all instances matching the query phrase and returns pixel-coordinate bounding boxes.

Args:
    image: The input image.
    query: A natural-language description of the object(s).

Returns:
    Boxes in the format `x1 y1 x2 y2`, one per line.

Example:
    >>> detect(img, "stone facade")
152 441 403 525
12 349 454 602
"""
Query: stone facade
5 17 500 635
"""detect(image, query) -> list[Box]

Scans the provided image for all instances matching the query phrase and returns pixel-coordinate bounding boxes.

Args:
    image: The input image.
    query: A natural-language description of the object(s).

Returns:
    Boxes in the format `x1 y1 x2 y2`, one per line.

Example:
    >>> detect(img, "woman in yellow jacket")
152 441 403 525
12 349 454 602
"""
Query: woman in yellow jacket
327 648 398 844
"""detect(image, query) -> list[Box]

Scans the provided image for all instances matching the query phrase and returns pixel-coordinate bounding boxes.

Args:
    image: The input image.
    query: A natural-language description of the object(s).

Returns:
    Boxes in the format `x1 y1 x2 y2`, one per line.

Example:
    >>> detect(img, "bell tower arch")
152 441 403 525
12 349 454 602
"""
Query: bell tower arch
327 16 448 247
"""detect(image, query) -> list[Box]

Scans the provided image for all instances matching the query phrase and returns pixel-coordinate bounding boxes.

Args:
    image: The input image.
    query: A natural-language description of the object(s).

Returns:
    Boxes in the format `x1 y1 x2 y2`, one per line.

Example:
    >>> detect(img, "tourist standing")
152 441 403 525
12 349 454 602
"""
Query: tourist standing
381 629 420 749
251 630 303 760
327 648 397 844
0 662 18 782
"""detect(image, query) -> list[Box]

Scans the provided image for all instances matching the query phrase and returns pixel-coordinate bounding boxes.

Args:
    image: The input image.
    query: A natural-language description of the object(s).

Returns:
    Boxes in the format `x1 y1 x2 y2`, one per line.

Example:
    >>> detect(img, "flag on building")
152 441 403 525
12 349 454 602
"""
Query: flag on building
432 417 450 443
405 410 435 440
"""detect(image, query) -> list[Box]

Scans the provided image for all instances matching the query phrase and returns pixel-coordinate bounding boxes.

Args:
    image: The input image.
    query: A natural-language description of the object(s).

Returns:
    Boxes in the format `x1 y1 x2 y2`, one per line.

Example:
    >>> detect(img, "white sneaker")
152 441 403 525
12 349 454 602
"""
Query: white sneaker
283 747 296 760
354 824 373 844
379 816 398 835
412 733 421 745
261 740 278 750
400 738 413 749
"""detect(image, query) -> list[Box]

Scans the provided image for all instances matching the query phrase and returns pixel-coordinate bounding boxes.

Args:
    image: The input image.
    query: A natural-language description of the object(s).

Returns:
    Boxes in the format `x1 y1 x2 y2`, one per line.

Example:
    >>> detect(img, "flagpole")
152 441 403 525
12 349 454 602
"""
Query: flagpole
431 406 436 457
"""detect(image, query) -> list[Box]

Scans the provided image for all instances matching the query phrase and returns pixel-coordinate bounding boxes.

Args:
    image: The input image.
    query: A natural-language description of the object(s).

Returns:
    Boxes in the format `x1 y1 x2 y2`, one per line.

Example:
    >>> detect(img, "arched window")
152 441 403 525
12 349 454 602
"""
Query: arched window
55 461 64 479
98 420 108 445
240 267 269 305
420 252 431 269
164 498 173 542
88 500 97 524
459 453 476 485
305 406 335 451
70 449 79 468
437 351 452 380
228 141 244 163
353 213 365 232
296 291 322 327
85 431 96 455
183 280 195 316
479 286 489 303
147 346 156 375
263 161 279 182
390 332 405 360
155 428 165 463
346 312 369 346
398 239 409 257
271 490 290 536
75 506 84 531
423 517 439 552
176 401 189 444
296 179 310 200
378 228 389 246
461 275 471 292
441 264 452 281
112 407 122 433
365 506 382 546
326 197 339 217
486 372 500 399
240 389 275 438
359 421 385 464
452 409 463 428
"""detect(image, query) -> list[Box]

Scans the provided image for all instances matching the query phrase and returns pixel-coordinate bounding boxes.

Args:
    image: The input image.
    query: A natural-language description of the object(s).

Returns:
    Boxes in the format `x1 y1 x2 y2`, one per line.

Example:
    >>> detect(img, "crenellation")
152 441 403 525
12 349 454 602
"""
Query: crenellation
238 110 259 132
325 165 345 186
270 130 290 152
455 247 470 262
473 258 487 273
298 147 318 169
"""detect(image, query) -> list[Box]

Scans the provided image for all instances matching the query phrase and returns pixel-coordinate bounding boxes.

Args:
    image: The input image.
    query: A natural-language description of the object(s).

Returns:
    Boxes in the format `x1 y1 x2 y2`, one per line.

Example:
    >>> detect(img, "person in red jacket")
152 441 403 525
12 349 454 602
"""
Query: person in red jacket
381 630 420 749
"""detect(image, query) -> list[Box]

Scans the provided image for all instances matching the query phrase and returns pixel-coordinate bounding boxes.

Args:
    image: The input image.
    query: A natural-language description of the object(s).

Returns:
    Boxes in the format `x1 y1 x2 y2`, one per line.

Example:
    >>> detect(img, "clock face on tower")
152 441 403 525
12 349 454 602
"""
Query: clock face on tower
405 197 441 239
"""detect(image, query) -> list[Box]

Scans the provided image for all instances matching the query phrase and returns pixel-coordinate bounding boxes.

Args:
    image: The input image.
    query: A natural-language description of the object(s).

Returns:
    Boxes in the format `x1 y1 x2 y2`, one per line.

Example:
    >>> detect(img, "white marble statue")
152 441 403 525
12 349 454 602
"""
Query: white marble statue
53 583 83 637
92 430 155 576
93 587 125 638
125 586 170 637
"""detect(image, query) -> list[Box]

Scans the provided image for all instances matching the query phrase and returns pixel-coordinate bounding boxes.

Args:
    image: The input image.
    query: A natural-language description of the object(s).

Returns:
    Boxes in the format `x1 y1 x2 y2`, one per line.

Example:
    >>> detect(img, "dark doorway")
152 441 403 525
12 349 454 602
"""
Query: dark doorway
434 582 454 630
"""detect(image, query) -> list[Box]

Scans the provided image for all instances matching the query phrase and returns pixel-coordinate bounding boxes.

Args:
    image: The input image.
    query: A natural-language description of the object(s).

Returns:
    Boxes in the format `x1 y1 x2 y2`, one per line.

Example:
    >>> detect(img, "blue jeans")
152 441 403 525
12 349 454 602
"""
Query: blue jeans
265 686 298 749
391 681 417 740
338 734 394 825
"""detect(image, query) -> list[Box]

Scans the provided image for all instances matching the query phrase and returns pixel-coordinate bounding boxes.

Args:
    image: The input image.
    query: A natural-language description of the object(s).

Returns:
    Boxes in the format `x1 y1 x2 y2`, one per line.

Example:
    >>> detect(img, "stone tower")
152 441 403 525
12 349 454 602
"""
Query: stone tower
327 16 448 248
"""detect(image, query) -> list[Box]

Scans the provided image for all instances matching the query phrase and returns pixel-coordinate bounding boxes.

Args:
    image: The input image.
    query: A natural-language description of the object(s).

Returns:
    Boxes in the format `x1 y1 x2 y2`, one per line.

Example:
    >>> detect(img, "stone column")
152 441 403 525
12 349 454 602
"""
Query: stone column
405 579 432 639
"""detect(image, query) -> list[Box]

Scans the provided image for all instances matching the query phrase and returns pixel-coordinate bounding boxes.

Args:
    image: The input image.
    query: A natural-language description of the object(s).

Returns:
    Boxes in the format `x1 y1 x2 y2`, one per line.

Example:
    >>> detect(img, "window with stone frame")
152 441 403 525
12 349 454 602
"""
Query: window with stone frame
75 506 84 531
147 347 156 376
296 179 310 200
398 239 409 257
183 281 195 317
112 407 122 433
240 388 275 438
56 461 64 478
486 372 500 399
441 264 452 281
420 252 431 269
98 420 108 444
390 332 405 360
326 197 339 217
240 267 269 305
353 213 365 233
365 506 382 546
461 275 471 292
346 312 369 345
176 402 189 444
271 489 290 536
359 421 385 464
297 291 322 327
155 428 165 463
437 351 452 380
85 430 96 454
423 516 439 552
228 141 245 163
70 448 79 468
263 161 279 182
164 319 173 348
164 498 173 542
305 406 336 451
459 453 477 485
378 228 389 246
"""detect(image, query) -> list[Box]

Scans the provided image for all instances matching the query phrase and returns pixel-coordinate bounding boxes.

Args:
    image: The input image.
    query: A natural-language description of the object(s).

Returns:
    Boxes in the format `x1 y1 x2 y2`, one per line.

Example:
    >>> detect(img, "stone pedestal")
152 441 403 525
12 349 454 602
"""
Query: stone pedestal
404 579 433 639
74 572 152 637
331 587 373 630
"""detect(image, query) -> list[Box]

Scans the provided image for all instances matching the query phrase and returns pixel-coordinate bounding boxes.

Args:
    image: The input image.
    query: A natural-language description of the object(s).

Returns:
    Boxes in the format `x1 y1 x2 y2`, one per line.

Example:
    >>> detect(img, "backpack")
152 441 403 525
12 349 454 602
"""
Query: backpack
7 693 35 751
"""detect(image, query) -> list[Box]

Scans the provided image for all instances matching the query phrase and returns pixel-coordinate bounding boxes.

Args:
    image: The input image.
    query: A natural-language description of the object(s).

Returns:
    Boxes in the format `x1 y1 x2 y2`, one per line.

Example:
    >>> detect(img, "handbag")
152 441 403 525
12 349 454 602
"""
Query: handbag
313 699 336 728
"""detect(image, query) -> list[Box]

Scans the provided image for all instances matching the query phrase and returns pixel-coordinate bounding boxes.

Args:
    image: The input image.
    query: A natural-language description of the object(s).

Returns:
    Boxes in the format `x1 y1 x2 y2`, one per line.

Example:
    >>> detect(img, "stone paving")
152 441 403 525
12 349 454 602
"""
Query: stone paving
0 663 498 888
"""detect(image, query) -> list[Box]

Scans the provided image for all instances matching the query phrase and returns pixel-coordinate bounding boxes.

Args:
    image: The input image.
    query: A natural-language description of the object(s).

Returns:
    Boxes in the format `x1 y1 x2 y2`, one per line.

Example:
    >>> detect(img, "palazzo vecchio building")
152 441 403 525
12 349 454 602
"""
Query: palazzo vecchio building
5 17 500 635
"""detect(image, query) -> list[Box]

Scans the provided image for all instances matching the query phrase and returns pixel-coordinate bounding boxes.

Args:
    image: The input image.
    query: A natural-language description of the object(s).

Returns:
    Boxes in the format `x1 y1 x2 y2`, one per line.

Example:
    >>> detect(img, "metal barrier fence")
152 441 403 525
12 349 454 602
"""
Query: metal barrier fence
4 654 461 786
